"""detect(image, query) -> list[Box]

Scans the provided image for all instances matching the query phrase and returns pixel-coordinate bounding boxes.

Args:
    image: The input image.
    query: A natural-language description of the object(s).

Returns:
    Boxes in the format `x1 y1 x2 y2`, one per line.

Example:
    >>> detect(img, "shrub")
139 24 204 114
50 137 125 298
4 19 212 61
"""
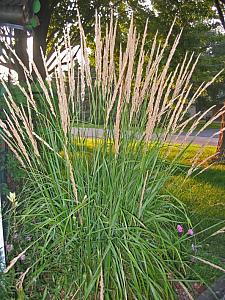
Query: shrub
0 14 222 299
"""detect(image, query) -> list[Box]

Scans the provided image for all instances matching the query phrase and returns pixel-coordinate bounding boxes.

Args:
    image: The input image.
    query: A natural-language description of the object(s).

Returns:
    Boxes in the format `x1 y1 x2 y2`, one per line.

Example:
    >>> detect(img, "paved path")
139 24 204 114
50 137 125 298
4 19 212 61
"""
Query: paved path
72 128 220 146
174 129 219 146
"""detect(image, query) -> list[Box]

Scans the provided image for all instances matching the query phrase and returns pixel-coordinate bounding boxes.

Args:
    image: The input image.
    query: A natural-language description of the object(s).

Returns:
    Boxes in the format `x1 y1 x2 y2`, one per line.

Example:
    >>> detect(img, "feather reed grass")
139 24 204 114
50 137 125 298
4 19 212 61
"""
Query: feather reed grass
0 13 223 299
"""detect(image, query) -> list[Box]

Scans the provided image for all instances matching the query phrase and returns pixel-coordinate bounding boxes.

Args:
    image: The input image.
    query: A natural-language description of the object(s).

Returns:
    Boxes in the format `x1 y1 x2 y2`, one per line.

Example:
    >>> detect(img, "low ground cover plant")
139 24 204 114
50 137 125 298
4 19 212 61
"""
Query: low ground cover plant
0 14 224 299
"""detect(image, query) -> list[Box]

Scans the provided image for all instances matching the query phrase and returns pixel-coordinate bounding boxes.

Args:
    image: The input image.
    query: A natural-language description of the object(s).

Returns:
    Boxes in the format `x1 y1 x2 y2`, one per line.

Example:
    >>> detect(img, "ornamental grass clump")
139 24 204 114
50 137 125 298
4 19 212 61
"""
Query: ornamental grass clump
0 13 223 299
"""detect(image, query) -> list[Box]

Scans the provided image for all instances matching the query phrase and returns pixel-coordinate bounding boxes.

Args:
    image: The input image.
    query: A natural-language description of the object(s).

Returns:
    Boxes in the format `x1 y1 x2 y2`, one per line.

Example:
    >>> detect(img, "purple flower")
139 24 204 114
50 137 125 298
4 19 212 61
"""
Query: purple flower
6 244 13 252
19 254 26 261
177 224 183 234
25 236 31 242
13 233 19 241
188 228 194 236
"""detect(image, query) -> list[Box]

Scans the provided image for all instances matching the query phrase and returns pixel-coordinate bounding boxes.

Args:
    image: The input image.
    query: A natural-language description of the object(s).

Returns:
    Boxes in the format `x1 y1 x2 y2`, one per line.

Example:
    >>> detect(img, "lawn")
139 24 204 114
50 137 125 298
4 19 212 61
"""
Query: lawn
74 121 222 132
167 144 225 285
183 121 221 132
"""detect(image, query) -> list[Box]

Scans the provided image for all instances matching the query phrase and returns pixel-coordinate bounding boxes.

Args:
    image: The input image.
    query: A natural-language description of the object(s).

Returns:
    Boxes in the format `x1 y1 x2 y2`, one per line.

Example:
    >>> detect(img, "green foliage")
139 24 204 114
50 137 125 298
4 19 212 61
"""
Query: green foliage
33 0 41 14
47 0 154 55
7 136 192 299
151 0 225 109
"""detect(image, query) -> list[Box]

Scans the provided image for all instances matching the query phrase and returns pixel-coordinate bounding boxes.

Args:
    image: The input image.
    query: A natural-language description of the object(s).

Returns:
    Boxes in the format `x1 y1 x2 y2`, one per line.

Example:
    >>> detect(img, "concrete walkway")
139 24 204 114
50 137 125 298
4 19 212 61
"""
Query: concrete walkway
72 128 220 146
173 129 219 146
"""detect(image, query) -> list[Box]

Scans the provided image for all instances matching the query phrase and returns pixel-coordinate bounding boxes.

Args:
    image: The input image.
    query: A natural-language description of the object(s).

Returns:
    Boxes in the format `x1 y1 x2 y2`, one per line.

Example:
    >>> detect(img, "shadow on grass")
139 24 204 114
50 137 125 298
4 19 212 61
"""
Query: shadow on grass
166 158 225 285
173 162 225 191
191 167 225 191
167 162 225 220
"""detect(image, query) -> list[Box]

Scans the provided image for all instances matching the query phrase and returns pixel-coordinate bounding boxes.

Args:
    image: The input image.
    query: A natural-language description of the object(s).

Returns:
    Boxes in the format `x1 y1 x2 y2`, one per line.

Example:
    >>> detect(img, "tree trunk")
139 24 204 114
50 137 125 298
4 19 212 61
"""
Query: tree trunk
14 29 29 81
32 0 51 79
13 0 51 81
214 1 225 160
216 101 225 160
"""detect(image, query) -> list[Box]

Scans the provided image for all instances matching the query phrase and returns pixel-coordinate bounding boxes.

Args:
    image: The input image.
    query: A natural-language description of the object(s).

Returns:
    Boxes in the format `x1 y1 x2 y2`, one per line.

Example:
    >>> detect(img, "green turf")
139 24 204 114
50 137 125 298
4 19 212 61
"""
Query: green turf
167 144 225 286
183 121 221 132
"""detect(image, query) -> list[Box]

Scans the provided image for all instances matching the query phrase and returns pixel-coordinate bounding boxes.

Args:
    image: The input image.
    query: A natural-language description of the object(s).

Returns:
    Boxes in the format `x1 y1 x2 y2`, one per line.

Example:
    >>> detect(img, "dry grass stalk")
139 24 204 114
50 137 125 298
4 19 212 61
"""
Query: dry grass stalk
174 54 198 102
94 12 118 103
2 136 26 168
78 12 92 91
131 19 148 107
77 66 80 103
188 127 225 174
104 18 115 96
55 52 70 137
176 111 201 133
181 84 205 122
145 33 182 141
64 27 76 112
99 265 104 300
125 17 137 103
137 33 158 110
16 267 30 291
114 83 124 154
4 247 29 273
158 70 180 122
0 82 25 135
4 110 31 165
185 108 216 141
32 62 56 117
32 132 60 156
95 11 102 86
16 73 37 111
162 70 222 154
193 256 225 273
144 71 160 141
189 152 219 176
0 118 12 137
171 53 195 102
194 103 225 136
211 226 225 237
171 85 193 132
106 46 129 126
4 98 25 140
20 105 40 157
5 43 30 77
2 84 39 157
40 48 54 99
77 15 85 102
109 14 117 91
152 33 188 137
177 282 194 300
26 94 33 135
54 68 68 136
102 23 110 97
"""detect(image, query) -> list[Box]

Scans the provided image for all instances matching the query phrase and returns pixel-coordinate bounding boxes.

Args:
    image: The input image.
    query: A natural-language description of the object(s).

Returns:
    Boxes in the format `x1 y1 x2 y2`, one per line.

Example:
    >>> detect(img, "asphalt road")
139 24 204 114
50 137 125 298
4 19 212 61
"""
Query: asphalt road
173 129 219 146
72 128 220 146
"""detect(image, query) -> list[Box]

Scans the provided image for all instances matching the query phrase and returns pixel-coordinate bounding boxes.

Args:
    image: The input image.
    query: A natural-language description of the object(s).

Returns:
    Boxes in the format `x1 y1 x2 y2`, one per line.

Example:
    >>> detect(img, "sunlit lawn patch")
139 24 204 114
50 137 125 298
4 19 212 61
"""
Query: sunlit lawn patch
166 144 225 285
